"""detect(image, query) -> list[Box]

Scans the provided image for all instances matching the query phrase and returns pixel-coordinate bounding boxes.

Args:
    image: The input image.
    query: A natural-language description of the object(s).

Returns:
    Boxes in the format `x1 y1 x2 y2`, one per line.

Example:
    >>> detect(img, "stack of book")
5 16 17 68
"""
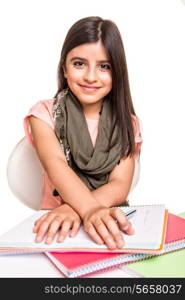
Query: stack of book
0 205 184 278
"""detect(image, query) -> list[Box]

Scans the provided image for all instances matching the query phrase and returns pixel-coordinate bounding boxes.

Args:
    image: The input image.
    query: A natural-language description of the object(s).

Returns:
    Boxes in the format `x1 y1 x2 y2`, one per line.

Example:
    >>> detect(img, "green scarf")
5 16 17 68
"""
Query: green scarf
52 88 123 192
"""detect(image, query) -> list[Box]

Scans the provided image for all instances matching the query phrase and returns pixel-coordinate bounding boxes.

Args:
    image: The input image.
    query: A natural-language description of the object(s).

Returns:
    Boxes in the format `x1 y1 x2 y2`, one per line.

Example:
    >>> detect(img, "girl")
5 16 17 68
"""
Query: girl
24 16 143 250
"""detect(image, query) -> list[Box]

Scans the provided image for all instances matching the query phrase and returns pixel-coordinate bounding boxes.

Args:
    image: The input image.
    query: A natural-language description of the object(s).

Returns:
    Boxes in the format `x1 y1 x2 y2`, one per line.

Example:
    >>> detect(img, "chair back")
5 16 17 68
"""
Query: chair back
7 137 43 210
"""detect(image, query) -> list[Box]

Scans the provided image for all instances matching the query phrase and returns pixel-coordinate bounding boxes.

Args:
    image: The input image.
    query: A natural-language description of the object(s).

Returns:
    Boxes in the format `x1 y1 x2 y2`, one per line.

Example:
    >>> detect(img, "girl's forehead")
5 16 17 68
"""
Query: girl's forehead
66 41 110 61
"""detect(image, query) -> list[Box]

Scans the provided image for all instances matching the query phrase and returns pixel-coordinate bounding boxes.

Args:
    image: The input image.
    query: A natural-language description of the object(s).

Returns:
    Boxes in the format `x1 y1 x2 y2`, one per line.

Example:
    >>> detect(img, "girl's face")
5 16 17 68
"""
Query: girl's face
63 41 112 113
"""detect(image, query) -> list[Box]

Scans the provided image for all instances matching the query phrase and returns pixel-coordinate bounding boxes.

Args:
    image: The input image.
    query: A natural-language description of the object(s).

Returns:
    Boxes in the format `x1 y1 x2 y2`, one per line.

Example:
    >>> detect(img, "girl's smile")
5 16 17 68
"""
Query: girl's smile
78 84 101 93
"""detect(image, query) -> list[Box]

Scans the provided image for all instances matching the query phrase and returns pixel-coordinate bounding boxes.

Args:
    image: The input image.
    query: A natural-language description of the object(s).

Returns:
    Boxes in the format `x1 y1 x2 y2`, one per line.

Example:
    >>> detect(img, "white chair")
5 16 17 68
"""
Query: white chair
7 137 44 210
7 137 140 210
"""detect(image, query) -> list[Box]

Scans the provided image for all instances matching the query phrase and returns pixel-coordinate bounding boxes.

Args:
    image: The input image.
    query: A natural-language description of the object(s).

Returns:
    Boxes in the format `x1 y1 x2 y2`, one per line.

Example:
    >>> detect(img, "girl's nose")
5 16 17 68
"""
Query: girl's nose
84 67 97 83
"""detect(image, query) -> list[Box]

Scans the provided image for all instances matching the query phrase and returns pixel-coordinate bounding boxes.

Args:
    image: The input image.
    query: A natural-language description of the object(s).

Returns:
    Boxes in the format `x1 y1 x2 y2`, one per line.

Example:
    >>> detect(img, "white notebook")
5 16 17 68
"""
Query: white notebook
0 205 168 254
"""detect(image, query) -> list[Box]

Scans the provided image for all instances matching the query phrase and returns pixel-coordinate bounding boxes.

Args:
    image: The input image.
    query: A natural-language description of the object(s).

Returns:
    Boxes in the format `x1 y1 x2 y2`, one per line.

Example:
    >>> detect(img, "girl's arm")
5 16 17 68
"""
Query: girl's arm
91 156 135 208
29 116 133 249
29 116 101 218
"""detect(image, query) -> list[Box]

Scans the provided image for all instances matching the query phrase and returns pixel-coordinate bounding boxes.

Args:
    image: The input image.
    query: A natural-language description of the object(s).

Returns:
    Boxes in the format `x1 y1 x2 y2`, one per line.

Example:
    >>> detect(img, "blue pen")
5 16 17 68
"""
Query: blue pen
125 209 137 219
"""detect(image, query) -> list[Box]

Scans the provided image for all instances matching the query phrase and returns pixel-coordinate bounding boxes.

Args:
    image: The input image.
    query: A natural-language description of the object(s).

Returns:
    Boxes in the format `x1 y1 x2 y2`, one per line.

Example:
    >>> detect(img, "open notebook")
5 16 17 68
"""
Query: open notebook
0 205 168 255
45 213 185 277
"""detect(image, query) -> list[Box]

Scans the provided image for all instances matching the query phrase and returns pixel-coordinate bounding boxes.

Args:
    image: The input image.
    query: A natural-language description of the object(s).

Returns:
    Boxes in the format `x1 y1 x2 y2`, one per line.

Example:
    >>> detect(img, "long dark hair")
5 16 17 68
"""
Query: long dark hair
54 16 136 158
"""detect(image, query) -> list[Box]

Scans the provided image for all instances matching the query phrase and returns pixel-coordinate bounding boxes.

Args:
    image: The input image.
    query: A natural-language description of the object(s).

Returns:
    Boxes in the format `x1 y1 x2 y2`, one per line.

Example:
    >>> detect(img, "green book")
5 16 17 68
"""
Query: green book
127 212 185 277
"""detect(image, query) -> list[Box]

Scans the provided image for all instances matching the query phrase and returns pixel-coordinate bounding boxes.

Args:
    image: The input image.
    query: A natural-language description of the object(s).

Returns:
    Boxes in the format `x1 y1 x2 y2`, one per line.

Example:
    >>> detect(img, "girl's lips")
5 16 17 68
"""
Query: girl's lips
79 84 101 91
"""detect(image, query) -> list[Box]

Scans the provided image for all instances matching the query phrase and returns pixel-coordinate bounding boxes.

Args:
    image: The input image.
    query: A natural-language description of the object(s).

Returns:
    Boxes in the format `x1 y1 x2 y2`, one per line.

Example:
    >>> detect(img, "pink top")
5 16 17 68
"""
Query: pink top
24 99 143 209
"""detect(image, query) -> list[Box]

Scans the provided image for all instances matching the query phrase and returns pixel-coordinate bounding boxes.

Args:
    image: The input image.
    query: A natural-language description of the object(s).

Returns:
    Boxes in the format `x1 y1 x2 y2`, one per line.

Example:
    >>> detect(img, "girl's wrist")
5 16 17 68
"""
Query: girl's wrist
77 199 103 220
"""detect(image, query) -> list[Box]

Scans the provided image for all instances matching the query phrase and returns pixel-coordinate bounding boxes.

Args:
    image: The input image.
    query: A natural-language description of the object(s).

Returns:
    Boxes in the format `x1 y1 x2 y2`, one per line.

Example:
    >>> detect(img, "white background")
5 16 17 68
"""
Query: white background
0 0 185 235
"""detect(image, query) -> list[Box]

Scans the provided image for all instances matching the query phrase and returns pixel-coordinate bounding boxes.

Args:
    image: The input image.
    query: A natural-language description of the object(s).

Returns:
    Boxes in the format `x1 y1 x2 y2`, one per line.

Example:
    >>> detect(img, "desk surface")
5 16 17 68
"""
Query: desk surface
0 253 141 278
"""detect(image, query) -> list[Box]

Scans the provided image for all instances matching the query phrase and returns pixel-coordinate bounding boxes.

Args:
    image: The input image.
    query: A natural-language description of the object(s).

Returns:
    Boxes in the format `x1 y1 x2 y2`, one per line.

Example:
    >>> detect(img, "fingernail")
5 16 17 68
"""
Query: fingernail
98 240 105 245
107 239 116 249
58 236 64 243
35 236 42 243
46 237 52 244
97 240 104 245
123 225 129 231
117 240 124 248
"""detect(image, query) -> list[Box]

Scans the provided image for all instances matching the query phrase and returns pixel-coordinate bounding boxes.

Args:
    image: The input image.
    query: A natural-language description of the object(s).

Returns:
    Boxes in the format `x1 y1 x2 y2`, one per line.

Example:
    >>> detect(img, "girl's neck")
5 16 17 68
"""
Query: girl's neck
84 112 100 120
82 101 103 121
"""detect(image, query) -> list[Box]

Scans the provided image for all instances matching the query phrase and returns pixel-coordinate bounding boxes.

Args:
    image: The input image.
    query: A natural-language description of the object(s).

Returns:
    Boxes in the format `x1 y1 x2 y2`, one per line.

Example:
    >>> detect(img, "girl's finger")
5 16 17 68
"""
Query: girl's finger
70 220 81 237
121 220 135 235
84 223 104 245
57 219 72 243
104 217 124 248
110 208 134 235
33 213 48 233
35 220 50 243
35 214 56 243
45 216 63 244
94 220 116 249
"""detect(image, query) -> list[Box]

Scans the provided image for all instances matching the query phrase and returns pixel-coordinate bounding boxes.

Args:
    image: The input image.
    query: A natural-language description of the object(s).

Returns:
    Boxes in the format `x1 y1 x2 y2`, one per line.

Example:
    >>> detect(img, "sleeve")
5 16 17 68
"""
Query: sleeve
132 115 143 159
23 100 55 147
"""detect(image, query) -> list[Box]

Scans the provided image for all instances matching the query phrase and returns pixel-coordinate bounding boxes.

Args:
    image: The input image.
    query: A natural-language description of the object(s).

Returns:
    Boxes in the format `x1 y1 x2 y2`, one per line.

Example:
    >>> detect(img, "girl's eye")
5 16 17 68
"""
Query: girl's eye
100 64 111 71
73 61 85 67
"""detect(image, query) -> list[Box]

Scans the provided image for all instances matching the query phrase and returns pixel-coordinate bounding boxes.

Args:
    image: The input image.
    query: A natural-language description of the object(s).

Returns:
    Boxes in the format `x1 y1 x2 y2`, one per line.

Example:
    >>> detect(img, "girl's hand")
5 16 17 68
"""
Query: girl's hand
33 204 81 244
83 206 134 250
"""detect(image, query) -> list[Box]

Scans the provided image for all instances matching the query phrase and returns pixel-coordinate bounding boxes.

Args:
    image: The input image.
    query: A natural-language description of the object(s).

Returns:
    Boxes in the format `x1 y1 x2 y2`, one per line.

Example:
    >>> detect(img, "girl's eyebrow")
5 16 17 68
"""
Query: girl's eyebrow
70 56 111 63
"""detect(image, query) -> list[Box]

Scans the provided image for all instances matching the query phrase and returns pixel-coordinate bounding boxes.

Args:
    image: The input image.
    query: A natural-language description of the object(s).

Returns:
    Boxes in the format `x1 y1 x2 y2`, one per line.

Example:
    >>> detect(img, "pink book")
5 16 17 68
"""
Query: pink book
45 213 185 277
